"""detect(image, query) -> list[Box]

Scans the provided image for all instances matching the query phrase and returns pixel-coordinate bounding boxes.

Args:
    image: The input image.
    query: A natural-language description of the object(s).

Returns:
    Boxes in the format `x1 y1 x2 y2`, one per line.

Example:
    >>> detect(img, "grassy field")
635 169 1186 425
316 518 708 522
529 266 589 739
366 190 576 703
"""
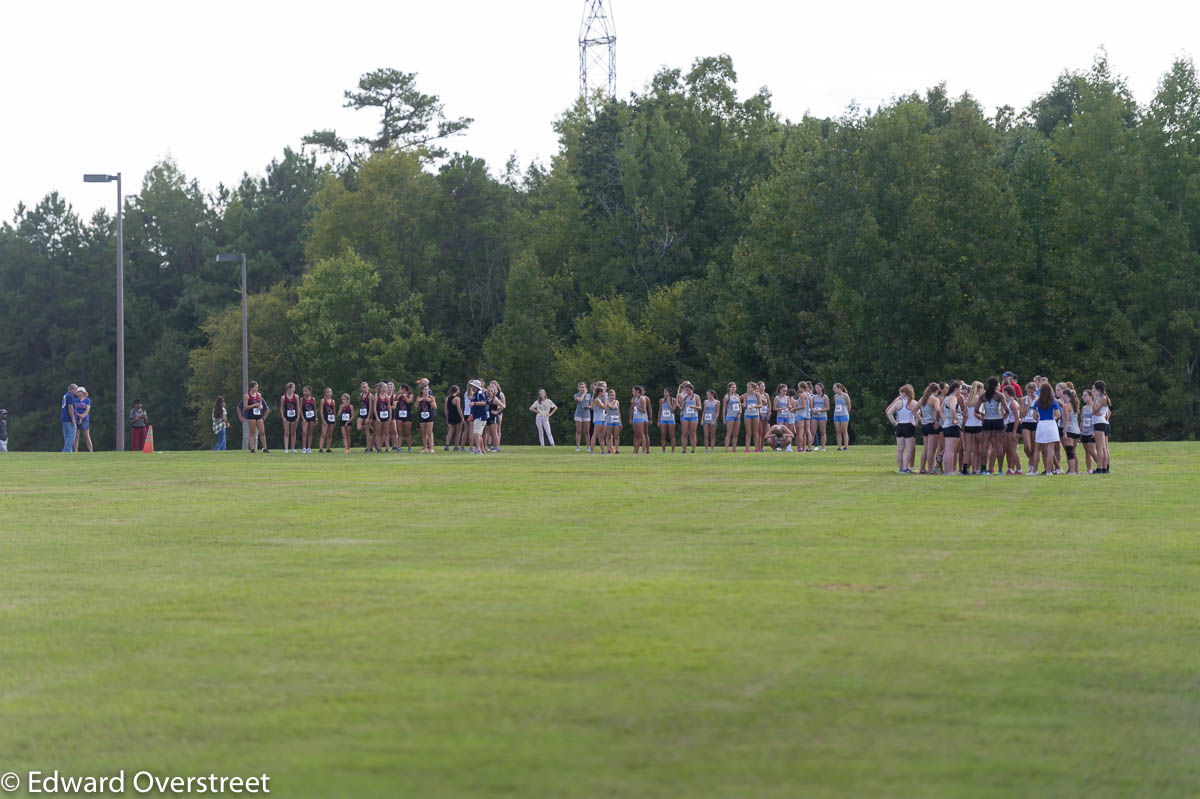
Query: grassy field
1 442 1198 798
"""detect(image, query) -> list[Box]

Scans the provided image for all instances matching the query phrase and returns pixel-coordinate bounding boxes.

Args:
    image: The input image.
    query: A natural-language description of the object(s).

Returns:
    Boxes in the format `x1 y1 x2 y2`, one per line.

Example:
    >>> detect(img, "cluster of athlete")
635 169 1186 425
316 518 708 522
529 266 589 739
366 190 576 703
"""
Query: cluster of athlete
884 375 1114 475
568 380 853 453
239 378 509 454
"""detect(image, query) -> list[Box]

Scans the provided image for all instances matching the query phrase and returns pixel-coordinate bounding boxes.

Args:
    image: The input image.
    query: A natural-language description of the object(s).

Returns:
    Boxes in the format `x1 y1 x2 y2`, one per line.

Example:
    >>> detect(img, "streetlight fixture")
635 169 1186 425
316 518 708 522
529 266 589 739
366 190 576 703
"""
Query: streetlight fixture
215 253 249 406
83 172 124 451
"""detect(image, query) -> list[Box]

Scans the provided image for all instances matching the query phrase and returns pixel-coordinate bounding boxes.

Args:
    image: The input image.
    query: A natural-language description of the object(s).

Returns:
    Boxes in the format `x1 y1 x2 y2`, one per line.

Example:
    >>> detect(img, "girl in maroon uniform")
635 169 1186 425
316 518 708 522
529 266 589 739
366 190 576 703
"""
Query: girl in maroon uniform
356 381 373 452
244 381 269 453
338 393 354 453
299 385 317 453
373 382 391 452
416 385 438 453
319 387 337 453
280 382 299 453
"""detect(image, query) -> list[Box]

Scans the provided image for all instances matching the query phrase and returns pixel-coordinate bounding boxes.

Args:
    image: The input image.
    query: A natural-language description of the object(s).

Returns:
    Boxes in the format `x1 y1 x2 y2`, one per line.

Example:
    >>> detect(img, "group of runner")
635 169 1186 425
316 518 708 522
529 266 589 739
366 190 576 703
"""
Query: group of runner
238 379 507 454
570 380 852 454
884 374 1113 475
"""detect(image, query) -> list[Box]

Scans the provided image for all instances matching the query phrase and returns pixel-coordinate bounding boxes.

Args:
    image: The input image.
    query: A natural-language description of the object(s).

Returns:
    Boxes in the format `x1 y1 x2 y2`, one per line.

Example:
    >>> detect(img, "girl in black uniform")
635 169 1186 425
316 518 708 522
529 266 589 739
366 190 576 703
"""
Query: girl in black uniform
244 381 269 453
396 383 414 452
320 387 337 453
280 382 299 453
338 393 354 453
356 381 373 452
299 385 317 454
373 382 390 452
417 385 438 453
444 385 463 451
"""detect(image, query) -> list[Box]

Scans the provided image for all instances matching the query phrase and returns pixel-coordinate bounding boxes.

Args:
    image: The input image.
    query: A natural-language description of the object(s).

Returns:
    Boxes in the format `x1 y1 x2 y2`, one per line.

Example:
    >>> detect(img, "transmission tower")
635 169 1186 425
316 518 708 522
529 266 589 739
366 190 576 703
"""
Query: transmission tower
579 0 616 99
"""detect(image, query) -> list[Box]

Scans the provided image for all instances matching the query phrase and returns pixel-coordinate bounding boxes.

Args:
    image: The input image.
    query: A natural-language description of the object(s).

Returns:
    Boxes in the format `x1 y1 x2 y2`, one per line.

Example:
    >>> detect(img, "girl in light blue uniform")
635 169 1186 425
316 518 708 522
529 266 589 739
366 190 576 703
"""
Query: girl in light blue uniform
795 382 812 452
678 382 701 454
630 385 651 454
832 383 851 450
811 383 829 451
722 382 741 453
702 390 720 453
588 386 608 453
573 381 592 451
658 387 677 453
606 390 622 454
742 383 759 452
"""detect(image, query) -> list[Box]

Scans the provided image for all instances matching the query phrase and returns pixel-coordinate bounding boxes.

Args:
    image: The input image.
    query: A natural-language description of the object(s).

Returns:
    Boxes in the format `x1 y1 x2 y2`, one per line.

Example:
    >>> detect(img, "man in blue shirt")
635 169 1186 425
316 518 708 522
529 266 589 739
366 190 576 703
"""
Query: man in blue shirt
468 379 488 454
60 383 78 453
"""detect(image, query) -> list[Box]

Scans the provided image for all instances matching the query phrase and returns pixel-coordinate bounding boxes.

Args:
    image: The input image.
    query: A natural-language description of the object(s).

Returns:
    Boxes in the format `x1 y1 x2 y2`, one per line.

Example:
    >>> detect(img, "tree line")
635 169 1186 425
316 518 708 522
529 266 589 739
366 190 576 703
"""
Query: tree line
2 53 1197 450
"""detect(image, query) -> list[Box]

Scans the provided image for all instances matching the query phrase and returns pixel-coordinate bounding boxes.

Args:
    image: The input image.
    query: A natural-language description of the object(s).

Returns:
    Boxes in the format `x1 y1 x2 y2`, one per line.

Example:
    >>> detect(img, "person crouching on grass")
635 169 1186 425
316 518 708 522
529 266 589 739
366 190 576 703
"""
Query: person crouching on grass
764 423 794 451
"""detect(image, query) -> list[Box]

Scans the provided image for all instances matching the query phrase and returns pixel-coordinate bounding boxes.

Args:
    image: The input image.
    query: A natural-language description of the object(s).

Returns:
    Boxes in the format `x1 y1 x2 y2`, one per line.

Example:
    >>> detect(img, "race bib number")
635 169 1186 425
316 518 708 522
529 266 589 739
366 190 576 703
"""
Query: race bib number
378 410 389 420
420 411 431 421
704 413 714 424
285 409 296 419
341 413 351 422
251 408 262 417
325 414 336 424
358 407 368 418
304 410 315 420
398 410 408 419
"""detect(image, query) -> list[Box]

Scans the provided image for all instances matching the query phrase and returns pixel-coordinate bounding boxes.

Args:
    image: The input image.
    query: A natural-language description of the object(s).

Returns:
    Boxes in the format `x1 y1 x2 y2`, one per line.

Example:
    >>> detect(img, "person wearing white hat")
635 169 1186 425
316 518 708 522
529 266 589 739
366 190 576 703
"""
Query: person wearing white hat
467 379 488 454
73 387 93 453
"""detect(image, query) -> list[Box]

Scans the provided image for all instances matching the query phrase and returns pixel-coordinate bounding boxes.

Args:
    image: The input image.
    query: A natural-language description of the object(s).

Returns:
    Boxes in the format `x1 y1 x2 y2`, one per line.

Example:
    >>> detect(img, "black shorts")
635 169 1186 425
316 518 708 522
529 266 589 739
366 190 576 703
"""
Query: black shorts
982 419 1004 431
964 425 982 436
942 425 961 439
894 423 916 438
1005 422 1015 433
1067 431 1080 440
1081 434 1095 444
1092 423 1110 434
922 423 938 436
1020 421 1037 432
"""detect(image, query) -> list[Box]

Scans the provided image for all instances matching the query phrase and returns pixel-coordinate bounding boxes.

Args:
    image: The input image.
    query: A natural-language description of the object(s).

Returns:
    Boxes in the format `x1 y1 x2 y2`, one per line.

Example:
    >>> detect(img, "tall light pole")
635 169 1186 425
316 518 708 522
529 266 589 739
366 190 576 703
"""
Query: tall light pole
216 253 248 403
83 173 124 451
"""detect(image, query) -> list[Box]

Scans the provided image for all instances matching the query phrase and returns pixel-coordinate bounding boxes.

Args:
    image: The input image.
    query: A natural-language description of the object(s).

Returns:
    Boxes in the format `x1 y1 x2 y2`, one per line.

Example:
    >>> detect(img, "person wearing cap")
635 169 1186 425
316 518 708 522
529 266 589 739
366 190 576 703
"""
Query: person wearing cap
1001 371 1023 398
0 408 9 452
73 387 93 453
468 379 488 454
60 383 78 453
129 399 149 452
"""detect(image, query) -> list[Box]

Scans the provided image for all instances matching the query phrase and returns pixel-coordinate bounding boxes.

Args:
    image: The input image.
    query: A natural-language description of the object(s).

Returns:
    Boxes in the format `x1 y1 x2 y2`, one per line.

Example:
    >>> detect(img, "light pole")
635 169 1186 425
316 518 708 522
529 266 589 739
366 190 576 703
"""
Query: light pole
83 173 124 451
216 252 248 405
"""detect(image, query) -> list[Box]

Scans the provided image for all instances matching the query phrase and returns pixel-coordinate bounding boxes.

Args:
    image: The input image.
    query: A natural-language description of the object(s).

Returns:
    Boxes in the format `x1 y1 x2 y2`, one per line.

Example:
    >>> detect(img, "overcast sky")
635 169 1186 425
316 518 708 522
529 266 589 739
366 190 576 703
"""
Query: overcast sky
3 0 1196 221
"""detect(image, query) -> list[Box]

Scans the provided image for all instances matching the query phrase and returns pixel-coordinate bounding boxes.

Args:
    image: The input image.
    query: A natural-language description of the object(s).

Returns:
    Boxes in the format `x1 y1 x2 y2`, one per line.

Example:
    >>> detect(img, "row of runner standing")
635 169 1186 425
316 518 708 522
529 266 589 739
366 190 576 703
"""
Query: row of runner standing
238 379 508 453
569 381 852 453
885 376 1113 475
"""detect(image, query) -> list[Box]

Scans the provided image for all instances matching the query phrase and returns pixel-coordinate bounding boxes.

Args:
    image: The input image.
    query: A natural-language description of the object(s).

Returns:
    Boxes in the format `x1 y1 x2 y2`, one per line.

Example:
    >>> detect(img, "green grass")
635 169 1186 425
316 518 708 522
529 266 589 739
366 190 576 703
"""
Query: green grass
1 443 1198 798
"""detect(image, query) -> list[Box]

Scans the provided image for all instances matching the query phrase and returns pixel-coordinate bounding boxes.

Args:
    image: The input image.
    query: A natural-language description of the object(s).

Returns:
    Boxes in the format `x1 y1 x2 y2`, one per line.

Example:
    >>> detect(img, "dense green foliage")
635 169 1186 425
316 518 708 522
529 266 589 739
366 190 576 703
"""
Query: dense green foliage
3 54 1198 449
3 444 1199 797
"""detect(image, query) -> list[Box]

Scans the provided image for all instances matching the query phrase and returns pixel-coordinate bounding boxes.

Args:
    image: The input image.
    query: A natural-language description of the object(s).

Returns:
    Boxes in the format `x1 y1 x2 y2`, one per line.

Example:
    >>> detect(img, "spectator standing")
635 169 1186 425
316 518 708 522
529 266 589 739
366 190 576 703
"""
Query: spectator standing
212 396 229 451
0 408 9 452
1002 371 1023 398
129 399 148 452
73 387 93 453
528 390 558 446
61 383 78 452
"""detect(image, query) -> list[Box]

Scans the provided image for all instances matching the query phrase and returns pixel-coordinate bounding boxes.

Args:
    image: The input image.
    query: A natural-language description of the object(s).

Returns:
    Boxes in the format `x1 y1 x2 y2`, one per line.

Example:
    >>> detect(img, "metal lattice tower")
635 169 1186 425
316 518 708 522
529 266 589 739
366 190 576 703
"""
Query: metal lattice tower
579 0 616 99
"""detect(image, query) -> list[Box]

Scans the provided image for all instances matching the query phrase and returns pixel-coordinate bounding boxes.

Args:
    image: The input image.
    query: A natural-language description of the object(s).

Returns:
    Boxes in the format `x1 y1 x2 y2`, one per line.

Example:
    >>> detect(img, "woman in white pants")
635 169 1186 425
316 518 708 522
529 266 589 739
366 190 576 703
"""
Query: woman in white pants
529 389 558 446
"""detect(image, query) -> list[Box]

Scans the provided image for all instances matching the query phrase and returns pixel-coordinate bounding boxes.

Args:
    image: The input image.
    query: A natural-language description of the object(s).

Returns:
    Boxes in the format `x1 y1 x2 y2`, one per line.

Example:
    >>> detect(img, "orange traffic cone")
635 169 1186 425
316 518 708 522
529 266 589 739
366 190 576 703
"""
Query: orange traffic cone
142 425 156 453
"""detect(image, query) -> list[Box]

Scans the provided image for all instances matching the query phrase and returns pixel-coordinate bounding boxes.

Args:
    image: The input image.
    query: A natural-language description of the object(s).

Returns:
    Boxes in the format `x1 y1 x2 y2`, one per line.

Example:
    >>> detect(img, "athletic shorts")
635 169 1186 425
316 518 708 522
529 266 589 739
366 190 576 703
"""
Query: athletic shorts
833 415 849 423
1092 423 1109 434
813 414 827 422
574 412 590 423
942 425 961 439
964 425 982 436
982 419 1004 431
1005 422 1015 433
1067 431 1081 440
1020 421 1037 432
725 416 739 424
1081 434 1095 444
894 423 916 439
659 419 674 425
921 423 937 436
